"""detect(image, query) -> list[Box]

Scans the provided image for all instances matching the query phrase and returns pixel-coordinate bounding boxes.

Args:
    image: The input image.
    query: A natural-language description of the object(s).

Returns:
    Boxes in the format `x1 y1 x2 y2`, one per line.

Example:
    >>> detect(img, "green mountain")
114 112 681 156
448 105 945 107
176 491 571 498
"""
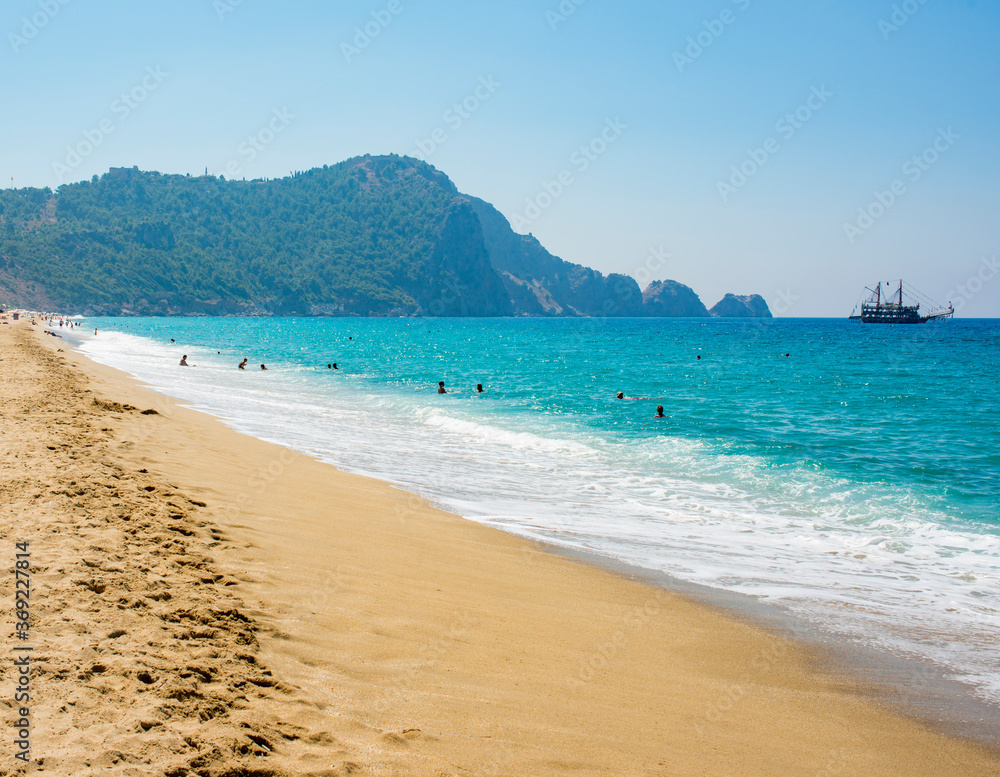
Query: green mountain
0 155 770 318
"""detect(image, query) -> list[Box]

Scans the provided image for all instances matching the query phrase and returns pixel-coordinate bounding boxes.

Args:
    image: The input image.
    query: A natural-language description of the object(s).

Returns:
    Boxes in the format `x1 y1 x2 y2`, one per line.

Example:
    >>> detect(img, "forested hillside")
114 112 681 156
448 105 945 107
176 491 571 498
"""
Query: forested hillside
0 155 770 318
0 156 510 316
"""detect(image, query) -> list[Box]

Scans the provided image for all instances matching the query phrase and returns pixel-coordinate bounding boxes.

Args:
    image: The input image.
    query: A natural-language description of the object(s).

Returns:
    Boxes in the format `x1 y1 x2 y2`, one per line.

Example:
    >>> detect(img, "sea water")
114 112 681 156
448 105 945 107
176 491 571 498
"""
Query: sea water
74 317 999 705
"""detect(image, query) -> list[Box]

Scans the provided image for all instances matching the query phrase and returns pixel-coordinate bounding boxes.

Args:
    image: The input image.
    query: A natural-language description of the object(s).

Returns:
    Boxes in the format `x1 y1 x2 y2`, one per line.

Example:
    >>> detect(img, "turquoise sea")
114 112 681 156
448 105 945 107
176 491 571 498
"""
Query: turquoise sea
73 316 999 706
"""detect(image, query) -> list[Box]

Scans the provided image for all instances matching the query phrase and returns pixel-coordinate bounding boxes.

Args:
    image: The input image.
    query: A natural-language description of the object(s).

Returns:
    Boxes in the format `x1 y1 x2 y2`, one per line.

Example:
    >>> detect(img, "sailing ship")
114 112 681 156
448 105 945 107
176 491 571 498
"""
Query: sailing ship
849 280 954 324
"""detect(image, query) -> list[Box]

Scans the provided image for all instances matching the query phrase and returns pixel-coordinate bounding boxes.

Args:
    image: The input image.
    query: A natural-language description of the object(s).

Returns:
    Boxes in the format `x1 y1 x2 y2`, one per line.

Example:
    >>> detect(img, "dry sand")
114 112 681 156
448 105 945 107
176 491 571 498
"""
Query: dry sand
2 318 998 776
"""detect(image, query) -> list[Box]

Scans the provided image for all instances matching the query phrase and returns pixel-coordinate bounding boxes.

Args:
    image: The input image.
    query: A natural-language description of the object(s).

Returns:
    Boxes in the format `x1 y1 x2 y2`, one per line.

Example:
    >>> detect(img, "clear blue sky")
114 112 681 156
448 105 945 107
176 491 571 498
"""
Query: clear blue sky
4 0 999 316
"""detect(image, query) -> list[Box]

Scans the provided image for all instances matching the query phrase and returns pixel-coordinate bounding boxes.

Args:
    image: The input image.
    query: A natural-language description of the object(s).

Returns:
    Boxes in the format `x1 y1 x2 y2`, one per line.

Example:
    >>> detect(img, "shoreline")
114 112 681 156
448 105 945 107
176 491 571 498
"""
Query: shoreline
12 318 1000 775
68 318 1000 750
543 542 1000 750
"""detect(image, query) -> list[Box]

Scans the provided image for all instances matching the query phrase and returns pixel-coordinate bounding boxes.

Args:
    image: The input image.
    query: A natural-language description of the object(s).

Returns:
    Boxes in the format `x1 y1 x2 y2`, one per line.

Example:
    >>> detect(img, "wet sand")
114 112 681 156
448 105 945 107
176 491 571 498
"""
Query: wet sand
3 318 998 776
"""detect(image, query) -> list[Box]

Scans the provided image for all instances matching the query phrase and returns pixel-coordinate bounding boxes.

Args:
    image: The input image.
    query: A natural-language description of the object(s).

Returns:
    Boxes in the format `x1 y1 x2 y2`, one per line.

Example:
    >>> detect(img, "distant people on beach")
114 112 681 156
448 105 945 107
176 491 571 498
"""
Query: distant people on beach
654 406 665 418
180 355 192 366
438 381 447 394
238 359 248 370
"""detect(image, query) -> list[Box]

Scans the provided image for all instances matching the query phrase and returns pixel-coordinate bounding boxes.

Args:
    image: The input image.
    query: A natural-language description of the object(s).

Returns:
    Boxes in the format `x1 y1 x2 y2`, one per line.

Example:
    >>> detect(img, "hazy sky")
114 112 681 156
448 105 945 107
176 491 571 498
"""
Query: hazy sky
4 0 998 316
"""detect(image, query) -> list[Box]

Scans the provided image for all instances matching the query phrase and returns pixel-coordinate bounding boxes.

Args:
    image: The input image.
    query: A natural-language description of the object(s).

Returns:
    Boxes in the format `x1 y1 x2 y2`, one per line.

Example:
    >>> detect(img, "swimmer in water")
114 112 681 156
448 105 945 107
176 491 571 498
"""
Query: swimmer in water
438 381 447 394
654 405 665 418
476 383 483 393
260 364 268 370
238 359 247 370
180 355 192 367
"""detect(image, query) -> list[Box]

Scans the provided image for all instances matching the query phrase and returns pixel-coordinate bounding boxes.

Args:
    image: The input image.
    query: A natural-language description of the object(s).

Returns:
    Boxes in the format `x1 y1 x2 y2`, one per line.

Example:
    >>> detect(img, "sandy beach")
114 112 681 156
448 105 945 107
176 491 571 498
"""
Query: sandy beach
2 318 998 776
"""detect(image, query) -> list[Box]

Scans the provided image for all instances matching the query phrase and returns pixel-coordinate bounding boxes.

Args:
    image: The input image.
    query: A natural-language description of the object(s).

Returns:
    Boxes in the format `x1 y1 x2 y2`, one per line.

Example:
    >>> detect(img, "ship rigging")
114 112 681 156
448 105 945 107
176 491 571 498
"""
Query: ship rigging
849 280 954 324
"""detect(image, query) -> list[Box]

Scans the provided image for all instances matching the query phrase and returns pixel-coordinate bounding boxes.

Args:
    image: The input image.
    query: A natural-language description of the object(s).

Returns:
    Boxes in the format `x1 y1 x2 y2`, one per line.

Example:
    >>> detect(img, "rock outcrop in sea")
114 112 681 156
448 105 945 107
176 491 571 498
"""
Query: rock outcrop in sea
709 293 773 318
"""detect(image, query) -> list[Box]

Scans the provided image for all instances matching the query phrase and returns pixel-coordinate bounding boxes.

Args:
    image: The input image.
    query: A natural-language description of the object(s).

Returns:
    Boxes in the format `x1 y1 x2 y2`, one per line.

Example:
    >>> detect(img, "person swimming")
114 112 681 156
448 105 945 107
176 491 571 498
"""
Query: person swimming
238 359 247 370
180 355 191 366
654 405 665 418
438 381 447 394
476 383 483 393
260 364 268 370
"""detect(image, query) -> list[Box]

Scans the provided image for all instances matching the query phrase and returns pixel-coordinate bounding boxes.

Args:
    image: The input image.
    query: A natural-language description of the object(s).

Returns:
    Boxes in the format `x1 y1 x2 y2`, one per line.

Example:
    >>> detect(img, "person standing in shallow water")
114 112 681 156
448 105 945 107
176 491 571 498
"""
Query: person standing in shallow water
438 381 447 394
238 359 247 370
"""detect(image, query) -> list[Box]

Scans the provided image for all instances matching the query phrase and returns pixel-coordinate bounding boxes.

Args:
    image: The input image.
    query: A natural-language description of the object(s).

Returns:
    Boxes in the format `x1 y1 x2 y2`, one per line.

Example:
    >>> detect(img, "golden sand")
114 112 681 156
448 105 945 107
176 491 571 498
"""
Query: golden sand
1 319 997 776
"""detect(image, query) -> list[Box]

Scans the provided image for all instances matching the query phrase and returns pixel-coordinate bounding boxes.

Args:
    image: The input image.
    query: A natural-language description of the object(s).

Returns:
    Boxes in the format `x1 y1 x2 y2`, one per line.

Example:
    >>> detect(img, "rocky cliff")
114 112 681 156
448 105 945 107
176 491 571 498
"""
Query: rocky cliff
709 293 773 318
642 280 711 317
